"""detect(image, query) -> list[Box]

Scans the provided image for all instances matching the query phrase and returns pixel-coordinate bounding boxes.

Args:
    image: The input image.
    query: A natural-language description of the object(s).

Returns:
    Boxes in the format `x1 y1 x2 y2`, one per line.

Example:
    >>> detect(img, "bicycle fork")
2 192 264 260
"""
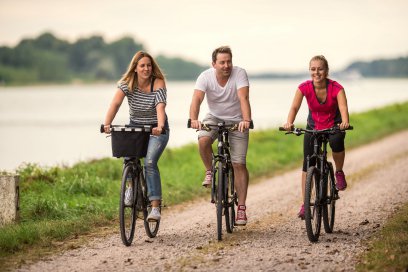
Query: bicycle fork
211 155 220 204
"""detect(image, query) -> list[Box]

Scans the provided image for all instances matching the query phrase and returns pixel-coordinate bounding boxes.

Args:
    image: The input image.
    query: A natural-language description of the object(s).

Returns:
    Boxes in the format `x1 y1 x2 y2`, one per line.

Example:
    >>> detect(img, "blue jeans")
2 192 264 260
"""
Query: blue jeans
145 130 169 201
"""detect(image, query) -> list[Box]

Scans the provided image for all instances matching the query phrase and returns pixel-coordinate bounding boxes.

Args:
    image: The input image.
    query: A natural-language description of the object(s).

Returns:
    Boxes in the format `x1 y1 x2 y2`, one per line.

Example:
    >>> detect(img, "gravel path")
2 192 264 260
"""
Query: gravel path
16 131 408 272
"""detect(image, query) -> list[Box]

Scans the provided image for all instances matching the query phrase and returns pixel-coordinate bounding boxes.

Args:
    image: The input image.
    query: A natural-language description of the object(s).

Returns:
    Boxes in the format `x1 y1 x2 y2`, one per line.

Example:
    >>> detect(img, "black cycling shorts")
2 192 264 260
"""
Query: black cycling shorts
302 131 346 172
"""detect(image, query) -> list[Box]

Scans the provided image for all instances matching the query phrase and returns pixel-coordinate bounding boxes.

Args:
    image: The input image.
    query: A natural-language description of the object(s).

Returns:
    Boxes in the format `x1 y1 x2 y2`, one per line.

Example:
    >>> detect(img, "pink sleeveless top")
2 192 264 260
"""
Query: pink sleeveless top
298 79 344 130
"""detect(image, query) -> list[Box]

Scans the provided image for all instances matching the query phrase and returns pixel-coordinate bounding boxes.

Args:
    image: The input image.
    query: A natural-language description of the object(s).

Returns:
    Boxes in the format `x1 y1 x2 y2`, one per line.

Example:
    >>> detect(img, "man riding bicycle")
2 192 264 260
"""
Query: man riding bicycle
189 46 252 226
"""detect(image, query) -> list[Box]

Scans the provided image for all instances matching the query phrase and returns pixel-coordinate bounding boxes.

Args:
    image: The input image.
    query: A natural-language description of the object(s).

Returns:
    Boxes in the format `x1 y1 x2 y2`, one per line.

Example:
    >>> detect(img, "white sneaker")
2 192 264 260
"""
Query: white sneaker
124 187 133 206
147 207 161 222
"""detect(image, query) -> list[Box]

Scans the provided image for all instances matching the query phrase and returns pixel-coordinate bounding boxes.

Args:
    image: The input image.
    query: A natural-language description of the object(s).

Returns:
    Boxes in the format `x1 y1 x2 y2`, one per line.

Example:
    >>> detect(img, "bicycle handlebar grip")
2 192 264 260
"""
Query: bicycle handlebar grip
279 126 295 132
347 126 354 130
100 124 105 133
249 120 254 129
187 119 191 128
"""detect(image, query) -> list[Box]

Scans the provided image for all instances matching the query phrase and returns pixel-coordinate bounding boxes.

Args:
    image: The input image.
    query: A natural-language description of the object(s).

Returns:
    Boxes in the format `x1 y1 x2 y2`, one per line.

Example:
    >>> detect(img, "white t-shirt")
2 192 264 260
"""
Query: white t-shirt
194 66 249 121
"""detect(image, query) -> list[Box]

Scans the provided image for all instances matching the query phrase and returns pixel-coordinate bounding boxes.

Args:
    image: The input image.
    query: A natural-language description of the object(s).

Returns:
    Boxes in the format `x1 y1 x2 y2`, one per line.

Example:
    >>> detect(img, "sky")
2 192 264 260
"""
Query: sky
1 0 407 74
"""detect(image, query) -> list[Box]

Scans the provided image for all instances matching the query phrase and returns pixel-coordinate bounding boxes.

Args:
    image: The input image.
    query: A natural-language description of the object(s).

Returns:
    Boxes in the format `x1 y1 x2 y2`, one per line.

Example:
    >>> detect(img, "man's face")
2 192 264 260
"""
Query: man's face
212 53 232 78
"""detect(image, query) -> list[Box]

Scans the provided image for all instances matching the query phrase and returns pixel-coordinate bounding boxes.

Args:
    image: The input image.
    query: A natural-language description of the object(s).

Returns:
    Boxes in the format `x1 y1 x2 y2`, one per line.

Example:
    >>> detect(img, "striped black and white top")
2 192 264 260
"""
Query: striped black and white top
118 81 167 125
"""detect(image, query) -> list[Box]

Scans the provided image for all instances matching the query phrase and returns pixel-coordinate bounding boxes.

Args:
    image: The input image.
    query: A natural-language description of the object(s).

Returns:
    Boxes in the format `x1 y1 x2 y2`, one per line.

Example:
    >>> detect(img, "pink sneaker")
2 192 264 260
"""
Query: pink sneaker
235 205 247 226
202 170 212 187
298 204 305 220
335 170 347 191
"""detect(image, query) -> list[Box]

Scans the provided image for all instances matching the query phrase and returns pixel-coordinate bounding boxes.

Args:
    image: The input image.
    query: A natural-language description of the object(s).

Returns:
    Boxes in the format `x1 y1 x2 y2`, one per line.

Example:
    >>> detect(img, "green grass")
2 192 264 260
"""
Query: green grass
356 202 408 271
0 101 408 265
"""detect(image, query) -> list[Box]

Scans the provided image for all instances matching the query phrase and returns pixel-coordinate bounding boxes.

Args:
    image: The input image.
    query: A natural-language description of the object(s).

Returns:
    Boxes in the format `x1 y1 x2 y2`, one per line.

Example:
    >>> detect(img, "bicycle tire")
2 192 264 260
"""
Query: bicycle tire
211 164 217 204
216 161 224 241
119 165 137 246
323 162 336 233
304 166 322 242
143 166 160 237
225 164 235 233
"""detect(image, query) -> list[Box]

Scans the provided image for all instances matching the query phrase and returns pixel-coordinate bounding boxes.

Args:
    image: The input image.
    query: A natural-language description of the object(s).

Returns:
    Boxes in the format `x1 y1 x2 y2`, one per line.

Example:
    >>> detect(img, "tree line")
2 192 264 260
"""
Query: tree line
345 57 408 78
0 32 208 85
0 32 407 85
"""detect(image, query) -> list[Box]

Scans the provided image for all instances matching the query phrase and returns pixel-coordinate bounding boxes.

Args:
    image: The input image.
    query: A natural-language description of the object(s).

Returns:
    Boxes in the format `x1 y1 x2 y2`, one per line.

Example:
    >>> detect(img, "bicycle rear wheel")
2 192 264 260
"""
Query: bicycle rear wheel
304 166 322 242
119 165 138 246
323 162 336 233
216 161 224 241
225 165 235 233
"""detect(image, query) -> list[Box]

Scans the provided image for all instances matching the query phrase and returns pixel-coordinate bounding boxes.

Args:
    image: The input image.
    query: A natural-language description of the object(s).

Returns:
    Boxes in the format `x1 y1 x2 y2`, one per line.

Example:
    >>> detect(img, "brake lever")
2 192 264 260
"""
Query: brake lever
202 124 211 132
293 128 303 136
229 124 239 132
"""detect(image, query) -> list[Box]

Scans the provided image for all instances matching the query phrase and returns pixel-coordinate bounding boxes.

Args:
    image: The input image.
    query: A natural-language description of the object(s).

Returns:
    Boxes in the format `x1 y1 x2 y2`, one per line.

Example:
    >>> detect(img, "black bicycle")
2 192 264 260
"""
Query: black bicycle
100 124 161 246
188 120 253 241
279 125 353 242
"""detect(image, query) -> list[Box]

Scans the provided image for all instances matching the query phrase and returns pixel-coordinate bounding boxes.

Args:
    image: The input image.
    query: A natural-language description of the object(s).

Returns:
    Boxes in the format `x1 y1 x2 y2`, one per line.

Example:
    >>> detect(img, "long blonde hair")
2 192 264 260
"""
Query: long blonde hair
118 51 166 92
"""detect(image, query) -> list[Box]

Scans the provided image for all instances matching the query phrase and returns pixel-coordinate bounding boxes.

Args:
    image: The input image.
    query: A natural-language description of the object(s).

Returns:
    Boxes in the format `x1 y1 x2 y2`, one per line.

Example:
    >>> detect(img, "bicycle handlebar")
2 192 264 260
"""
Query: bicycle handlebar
100 124 166 134
187 119 254 130
278 125 353 135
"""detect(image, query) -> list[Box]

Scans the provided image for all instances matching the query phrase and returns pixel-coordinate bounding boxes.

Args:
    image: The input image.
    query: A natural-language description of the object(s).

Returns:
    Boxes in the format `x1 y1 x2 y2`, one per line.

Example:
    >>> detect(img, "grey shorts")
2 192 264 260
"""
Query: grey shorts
198 114 249 164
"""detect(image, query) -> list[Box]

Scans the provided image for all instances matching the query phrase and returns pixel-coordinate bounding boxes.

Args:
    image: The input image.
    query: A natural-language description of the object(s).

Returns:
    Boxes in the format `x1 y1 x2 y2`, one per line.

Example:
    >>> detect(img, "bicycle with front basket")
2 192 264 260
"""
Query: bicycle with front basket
100 124 161 246
188 119 253 241
279 125 353 242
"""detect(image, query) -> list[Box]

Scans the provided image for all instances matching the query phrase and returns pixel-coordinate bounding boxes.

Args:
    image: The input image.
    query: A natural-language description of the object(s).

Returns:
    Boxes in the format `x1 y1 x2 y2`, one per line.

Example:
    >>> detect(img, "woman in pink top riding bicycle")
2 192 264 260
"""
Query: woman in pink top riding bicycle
282 55 350 219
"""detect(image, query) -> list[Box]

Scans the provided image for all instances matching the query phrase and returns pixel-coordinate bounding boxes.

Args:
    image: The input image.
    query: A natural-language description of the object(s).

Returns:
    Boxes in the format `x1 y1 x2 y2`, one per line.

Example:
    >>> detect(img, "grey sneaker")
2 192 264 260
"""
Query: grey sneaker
147 207 161 222
124 187 133 206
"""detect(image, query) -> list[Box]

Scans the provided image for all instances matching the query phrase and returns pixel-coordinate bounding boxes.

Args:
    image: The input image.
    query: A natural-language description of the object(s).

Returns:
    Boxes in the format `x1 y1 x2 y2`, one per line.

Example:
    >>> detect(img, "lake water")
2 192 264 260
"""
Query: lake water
1 78 408 171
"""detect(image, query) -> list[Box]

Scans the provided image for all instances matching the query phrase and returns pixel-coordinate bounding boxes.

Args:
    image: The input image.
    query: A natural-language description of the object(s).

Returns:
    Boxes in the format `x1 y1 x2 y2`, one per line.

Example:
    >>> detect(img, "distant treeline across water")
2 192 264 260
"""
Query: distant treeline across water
0 32 407 85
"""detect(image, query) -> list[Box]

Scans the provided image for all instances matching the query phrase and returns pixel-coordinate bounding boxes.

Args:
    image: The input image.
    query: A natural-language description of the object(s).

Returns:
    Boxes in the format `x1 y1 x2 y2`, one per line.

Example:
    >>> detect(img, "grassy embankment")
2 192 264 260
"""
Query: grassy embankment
356 202 408 271
0 102 407 268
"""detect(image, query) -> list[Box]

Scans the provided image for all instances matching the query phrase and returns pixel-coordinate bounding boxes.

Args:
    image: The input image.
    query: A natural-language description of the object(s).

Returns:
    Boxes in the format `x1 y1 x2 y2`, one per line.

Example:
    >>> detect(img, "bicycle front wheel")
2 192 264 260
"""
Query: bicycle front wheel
224 164 235 233
216 161 224 241
304 166 322 242
119 165 138 246
323 162 336 233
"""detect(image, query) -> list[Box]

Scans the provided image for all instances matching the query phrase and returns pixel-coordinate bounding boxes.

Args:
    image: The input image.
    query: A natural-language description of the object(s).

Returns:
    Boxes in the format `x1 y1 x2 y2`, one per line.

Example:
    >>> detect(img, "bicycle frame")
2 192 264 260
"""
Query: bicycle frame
188 119 253 240
306 132 330 207
100 123 161 245
279 125 353 242
210 123 233 204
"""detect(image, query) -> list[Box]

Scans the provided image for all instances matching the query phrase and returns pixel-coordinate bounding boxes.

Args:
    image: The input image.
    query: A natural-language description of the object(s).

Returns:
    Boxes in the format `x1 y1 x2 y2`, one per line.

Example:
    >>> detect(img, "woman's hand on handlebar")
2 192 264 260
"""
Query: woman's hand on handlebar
152 126 164 136
338 122 350 130
152 125 167 135
282 122 294 131
103 124 111 134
